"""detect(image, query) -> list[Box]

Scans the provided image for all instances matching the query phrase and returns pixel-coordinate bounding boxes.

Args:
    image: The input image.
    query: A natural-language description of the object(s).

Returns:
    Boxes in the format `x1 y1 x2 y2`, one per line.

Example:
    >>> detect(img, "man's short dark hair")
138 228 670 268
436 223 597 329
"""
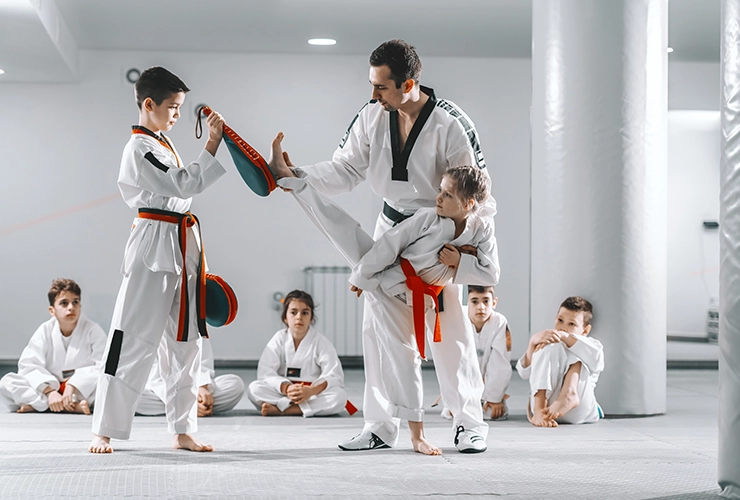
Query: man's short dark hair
48 278 81 306
560 296 593 327
369 39 422 89
134 66 190 109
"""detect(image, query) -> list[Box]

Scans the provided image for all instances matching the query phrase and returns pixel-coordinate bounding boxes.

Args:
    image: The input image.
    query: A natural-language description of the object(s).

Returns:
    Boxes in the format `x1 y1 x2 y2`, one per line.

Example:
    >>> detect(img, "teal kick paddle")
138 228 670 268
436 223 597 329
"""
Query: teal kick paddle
205 274 238 327
196 106 276 197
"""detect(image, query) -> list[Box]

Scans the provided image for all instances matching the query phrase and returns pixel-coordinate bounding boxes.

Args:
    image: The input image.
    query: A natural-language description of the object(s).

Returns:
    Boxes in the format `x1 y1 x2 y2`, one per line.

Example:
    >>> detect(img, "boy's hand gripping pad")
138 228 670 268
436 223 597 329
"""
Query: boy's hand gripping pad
197 106 276 197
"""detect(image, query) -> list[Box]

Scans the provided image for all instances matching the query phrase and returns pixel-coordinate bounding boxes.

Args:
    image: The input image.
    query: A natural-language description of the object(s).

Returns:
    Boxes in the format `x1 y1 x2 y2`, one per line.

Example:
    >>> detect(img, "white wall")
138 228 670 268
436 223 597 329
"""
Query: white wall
667 110 720 337
0 50 532 360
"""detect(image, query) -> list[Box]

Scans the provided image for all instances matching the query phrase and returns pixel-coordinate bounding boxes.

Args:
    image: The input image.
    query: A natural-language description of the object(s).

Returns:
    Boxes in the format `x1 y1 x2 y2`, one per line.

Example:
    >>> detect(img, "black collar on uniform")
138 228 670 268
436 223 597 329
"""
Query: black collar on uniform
131 125 164 142
390 86 437 182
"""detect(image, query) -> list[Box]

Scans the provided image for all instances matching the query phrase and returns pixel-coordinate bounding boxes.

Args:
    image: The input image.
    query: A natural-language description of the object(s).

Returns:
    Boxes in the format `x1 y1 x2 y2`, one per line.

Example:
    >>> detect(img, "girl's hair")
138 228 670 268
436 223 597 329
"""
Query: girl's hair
280 290 317 325
443 165 490 211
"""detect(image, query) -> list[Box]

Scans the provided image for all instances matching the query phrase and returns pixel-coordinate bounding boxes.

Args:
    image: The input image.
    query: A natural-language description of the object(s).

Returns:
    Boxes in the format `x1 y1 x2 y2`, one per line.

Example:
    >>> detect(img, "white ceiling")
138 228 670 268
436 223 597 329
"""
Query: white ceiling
0 0 721 83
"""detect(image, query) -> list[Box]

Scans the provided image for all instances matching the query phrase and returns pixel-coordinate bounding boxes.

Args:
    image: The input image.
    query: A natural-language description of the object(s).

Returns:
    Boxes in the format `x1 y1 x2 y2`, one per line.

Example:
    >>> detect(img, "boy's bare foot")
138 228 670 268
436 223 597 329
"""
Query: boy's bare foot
269 132 296 180
545 390 580 421
531 408 558 427
412 437 442 456
173 433 214 452
89 434 113 453
261 403 281 416
17 404 36 413
73 400 91 415
261 402 302 416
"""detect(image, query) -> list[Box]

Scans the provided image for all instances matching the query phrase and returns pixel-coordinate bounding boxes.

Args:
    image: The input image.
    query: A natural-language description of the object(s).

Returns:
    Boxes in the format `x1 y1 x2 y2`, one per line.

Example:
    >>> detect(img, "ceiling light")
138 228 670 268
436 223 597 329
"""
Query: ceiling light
0 69 5 75
308 38 336 46
667 47 674 53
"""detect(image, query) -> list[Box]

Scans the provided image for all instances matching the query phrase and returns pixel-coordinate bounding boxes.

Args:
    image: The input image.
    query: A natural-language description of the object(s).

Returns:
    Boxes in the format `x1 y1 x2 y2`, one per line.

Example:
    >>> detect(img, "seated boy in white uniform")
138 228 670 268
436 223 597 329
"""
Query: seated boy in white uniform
0 279 106 414
516 296 604 427
442 285 512 421
247 290 348 417
136 337 245 417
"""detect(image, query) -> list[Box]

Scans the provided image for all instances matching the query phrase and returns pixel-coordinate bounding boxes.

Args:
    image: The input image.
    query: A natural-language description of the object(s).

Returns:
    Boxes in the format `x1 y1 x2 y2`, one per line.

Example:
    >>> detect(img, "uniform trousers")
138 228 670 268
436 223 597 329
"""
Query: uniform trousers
137 374 244 416
247 380 347 417
92 231 202 439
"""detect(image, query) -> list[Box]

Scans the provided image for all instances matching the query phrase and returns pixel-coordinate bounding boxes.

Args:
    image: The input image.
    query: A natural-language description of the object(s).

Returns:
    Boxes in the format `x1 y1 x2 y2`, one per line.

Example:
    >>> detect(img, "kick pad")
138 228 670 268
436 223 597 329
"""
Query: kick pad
199 106 276 197
205 273 238 327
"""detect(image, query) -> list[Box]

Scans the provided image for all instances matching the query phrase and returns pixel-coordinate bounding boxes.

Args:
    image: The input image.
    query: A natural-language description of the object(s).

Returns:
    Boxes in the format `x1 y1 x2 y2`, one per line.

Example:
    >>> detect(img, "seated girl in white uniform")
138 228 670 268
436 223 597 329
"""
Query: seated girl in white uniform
0 279 106 414
136 337 245 417
516 296 604 427
274 131 497 455
247 290 348 417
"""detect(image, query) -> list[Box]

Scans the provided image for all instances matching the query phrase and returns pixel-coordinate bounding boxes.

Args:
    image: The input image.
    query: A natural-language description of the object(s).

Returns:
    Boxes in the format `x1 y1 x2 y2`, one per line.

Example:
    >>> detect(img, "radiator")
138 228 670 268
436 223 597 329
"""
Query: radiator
303 266 364 356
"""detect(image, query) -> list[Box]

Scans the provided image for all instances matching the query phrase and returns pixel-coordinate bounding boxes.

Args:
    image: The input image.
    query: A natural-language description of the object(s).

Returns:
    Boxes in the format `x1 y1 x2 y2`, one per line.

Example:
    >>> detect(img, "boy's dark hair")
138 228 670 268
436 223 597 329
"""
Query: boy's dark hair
468 285 494 296
369 39 422 89
135 66 190 109
48 278 81 306
444 165 490 206
280 290 317 325
560 296 593 327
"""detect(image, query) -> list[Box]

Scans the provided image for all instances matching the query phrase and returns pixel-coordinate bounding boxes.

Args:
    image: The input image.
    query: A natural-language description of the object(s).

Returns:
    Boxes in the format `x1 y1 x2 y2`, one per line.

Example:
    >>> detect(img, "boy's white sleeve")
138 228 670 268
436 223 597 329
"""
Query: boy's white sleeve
66 320 107 399
120 148 226 200
198 338 216 390
515 355 531 380
567 335 605 374
256 333 290 392
348 211 425 292
312 337 345 391
17 326 58 392
482 324 512 403
296 104 371 196
454 222 500 286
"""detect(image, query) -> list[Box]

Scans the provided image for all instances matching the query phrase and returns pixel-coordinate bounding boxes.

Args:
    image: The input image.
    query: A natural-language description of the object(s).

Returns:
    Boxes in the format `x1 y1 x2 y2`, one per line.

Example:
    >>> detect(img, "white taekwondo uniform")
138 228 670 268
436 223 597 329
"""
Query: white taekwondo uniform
516 335 605 424
279 171 497 437
474 311 512 405
247 326 347 417
0 314 106 412
136 337 245 416
92 126 225 439
289 86 500 446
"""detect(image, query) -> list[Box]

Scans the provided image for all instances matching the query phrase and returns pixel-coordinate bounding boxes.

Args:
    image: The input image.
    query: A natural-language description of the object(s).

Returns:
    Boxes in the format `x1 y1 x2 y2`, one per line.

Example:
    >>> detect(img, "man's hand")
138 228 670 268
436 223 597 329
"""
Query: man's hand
197 386 214 417
47 390 64 412
438 244 461 268
350 284 363 297
483 401 506 419
62 383 77 412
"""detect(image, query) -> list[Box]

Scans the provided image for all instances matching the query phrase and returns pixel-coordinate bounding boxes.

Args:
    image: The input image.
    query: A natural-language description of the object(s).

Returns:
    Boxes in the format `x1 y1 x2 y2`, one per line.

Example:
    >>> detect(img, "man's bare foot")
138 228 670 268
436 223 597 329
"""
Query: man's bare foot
17 404 36 413
89 434 113 453
173 433 214 452
73 400 91 415
412 437 442 456
269 132 295 180
544 390 580 421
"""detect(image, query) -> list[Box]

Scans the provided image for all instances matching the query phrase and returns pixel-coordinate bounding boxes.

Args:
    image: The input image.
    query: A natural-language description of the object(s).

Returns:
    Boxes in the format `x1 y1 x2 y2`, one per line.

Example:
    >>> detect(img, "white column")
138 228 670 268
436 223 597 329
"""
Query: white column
719 1 740 496
531 0 668 414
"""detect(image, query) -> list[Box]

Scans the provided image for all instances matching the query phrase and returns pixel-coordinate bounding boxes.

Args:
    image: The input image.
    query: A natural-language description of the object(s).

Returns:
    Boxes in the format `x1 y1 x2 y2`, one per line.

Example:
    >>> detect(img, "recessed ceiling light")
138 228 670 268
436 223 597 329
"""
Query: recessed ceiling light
0 69 4 75
667 47 674 53
308 38 336 46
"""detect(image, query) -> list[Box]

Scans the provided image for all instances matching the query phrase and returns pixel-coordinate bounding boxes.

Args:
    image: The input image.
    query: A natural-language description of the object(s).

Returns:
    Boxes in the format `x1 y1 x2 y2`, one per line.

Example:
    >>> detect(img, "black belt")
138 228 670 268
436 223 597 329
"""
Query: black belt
383 202 412 226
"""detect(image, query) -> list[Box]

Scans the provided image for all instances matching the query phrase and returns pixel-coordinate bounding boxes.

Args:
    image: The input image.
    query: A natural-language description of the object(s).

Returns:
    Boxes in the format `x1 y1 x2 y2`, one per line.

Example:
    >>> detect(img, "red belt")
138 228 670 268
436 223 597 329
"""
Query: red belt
137 208 208 342
293 380 358 415
399 258 444 360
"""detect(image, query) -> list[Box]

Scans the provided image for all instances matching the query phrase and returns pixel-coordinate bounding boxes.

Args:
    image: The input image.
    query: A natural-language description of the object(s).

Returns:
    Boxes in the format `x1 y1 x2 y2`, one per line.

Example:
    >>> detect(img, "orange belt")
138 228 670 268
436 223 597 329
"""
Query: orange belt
399 258 444 360
137 208 208 342
293 381 358 415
